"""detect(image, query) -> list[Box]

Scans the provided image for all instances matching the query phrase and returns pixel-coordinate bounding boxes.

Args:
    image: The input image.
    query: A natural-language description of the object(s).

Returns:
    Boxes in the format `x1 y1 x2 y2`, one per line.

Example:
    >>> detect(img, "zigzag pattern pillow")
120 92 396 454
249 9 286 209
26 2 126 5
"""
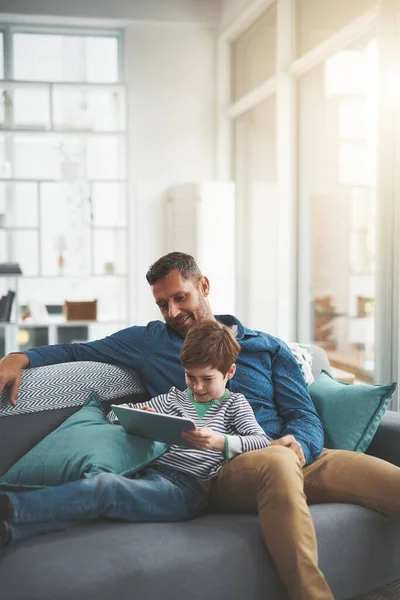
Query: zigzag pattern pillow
0 361 146 418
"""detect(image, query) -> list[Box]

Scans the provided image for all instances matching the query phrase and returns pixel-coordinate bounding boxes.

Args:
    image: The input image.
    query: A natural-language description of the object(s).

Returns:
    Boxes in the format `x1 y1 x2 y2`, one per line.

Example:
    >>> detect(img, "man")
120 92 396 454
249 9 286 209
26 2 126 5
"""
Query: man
1 252 399 600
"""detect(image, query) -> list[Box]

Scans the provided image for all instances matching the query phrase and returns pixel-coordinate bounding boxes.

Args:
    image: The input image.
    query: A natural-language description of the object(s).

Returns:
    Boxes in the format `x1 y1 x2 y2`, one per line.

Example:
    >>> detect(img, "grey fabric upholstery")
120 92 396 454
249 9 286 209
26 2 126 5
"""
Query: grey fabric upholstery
2 507 400 600
1 346 399 600
366 409 400 467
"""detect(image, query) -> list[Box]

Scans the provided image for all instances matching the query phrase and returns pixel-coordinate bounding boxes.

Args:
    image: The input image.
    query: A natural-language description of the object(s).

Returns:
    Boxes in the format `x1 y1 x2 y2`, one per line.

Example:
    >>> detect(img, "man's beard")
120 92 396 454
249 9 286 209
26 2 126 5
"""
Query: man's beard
169 297 211 337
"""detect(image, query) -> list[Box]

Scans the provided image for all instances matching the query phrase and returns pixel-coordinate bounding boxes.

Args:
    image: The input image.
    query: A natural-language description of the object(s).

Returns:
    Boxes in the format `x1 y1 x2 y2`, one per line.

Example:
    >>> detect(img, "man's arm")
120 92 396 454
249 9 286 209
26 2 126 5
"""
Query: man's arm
0 325 149 406
24 325 149 369
271 342 324 466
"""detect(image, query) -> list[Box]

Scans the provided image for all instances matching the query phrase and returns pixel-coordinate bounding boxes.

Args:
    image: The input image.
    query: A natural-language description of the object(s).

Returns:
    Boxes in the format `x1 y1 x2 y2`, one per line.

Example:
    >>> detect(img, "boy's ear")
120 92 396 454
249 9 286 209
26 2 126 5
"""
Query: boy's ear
227 363 236 379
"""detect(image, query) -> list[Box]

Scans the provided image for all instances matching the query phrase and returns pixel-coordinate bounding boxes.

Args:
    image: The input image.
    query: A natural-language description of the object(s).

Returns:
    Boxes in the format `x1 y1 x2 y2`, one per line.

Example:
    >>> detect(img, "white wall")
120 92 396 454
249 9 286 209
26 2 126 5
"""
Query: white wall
219 0 255 30
125 23 216 325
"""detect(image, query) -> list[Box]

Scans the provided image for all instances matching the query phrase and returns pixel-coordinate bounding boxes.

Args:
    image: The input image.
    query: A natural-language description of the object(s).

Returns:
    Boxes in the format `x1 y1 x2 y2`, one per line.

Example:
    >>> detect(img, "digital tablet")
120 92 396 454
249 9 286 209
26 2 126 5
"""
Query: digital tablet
111 405 196 447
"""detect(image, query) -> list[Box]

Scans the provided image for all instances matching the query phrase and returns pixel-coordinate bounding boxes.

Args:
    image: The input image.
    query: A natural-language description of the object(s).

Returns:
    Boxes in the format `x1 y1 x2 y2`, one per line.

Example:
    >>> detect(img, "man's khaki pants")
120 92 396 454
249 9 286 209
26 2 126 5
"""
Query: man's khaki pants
210 446 400 600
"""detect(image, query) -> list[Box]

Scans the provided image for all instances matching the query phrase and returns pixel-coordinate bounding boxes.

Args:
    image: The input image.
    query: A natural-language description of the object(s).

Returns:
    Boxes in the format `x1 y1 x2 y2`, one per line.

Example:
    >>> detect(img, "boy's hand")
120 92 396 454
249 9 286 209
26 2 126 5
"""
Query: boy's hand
140 406 157 413
181 427 225 452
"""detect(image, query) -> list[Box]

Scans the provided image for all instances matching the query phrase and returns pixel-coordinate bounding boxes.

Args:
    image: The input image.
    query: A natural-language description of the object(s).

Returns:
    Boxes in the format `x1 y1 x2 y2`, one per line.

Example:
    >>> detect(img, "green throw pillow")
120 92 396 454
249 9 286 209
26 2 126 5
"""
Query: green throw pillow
0 393 169 490
309 370 397 452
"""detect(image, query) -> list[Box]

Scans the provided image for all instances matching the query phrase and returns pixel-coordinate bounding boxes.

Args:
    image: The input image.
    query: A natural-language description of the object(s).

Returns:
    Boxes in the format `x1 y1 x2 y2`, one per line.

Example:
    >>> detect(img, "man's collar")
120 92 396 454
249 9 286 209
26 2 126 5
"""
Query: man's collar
215 315 258 340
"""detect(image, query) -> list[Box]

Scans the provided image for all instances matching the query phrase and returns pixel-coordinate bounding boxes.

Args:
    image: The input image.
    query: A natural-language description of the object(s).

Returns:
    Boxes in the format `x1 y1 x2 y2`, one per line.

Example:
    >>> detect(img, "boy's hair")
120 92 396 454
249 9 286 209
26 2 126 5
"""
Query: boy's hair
180 320 240 375
146 252 202 286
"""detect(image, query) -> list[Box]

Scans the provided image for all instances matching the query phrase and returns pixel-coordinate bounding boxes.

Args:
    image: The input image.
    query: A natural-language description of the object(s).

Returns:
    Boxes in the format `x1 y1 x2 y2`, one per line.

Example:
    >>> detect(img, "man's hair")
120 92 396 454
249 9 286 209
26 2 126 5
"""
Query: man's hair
146 252 202 286
180 320 240 375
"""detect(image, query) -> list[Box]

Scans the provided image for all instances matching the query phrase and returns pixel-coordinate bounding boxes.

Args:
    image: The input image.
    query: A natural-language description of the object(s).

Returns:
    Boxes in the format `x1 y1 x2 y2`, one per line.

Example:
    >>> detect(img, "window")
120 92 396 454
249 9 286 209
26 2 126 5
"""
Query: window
297 35 377 382
0 26 128 357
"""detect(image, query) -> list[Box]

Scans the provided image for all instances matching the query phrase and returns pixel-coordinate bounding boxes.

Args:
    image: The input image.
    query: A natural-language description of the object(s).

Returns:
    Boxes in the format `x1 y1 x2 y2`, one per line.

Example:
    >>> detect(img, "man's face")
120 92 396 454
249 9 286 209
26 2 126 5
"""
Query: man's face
152 269 213 336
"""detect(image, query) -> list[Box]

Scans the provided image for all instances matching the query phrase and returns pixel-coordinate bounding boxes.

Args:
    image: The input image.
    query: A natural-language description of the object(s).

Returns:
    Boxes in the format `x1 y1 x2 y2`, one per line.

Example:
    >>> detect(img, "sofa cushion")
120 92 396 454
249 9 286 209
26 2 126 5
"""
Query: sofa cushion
309 370 397 452
0 393 168 490
288 343 314 384
0 361 146 418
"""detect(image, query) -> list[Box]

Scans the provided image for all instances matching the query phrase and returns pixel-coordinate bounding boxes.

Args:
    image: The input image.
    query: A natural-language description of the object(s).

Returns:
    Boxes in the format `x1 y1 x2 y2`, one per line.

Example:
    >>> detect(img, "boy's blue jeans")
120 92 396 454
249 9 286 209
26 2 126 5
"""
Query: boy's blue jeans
3 465 208 544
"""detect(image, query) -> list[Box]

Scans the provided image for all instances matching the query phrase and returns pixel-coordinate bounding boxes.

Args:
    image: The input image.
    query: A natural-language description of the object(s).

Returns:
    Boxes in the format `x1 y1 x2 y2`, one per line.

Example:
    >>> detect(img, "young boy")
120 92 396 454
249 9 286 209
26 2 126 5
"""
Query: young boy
0 320 271 547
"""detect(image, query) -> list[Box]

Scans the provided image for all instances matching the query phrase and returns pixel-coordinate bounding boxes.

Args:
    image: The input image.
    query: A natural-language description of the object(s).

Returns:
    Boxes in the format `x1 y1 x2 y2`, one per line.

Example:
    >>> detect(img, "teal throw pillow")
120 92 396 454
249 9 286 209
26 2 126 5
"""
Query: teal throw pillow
309 370 397 452
0 393 169 490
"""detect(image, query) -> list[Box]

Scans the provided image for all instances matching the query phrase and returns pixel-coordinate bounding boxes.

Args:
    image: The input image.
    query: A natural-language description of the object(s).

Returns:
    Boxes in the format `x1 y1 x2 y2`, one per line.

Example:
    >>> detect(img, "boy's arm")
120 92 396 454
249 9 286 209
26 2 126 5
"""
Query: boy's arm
181 396 271 457
224 396 272 459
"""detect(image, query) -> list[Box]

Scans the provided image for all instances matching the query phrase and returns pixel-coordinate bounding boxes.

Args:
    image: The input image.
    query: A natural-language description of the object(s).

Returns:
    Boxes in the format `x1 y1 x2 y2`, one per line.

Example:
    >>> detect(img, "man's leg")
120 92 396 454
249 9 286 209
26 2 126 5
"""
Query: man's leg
303 448 400 516
210 446 334 600
1 468 206 545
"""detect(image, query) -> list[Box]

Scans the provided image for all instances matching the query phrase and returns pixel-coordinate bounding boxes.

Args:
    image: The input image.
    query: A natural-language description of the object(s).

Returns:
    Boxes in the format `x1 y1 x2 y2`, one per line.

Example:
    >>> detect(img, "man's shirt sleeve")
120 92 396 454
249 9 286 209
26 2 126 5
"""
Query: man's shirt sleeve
24 325 149 370
270 341 324 465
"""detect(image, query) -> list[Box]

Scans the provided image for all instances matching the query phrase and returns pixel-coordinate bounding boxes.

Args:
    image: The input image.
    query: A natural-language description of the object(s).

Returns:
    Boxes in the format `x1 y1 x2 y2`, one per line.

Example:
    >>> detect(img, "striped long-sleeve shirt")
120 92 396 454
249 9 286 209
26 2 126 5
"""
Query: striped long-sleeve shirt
108 387 272 481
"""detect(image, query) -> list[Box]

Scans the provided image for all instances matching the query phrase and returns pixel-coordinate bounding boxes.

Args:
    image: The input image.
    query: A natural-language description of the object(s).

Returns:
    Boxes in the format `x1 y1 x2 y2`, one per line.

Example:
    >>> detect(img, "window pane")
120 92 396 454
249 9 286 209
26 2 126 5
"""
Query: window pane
0 33 3 79
8 230 39 275
86 37 119 83
0 229 5 259
92 183 126 226
13 34 119 83
233 96 277 330
12 135 123 181
3 182 38 227
87 136 125 180
53 87 125 131
231 4 276 102
296 0 376 57
0 134 11 178
13 87 51 129
93 230 126 275
40 182 92 276
13 135 65 179
298 36 377 383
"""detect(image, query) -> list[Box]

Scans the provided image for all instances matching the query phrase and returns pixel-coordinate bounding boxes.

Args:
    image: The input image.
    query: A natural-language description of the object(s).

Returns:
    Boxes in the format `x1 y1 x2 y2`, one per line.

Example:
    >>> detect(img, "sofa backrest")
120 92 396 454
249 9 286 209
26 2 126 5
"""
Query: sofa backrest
306 344 331 379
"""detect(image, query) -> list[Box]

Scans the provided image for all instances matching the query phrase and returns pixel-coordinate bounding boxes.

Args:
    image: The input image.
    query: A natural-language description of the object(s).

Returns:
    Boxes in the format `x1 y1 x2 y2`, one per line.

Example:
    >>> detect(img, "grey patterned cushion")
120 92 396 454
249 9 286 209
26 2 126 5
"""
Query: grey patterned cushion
0 361 146 418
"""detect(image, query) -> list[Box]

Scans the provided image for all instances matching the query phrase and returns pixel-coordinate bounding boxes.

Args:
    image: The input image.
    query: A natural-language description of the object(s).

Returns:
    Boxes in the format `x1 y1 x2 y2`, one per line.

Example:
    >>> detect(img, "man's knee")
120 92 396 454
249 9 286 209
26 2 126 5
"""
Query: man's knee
238 445 300 471
226 446 302 492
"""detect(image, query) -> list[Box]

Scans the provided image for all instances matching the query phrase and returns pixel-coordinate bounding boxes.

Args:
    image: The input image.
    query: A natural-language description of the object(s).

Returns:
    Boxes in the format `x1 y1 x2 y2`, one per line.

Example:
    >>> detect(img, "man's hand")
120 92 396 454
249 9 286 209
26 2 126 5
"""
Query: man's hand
140 406 157 413
270 435 306 467
182 427 225 452
0 353 30 407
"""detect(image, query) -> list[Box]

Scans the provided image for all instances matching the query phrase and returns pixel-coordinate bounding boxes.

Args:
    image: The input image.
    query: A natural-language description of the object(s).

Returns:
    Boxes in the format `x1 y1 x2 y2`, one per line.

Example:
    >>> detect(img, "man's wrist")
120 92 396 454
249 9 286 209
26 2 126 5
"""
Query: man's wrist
8 353 30 368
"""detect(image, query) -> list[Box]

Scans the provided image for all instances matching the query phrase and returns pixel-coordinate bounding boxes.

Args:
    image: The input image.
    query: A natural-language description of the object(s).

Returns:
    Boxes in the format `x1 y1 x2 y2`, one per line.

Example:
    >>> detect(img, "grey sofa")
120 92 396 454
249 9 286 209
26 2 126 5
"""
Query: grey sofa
0 346 400 600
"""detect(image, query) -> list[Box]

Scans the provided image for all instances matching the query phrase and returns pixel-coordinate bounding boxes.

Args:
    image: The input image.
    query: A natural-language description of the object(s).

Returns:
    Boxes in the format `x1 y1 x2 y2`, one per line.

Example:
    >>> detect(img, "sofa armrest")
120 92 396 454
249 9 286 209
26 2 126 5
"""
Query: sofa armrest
366 410 400 467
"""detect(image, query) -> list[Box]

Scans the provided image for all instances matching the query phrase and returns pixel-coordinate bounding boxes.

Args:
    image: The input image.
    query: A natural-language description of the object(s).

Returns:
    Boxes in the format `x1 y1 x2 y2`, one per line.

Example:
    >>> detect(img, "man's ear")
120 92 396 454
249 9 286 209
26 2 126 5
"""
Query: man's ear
199 276 210 297
227 363 236 379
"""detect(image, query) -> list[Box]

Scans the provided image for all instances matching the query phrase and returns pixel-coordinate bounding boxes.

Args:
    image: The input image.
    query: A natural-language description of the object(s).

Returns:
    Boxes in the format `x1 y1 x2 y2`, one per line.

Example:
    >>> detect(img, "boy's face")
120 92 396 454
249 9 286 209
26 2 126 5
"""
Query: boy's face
184 363 236 403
